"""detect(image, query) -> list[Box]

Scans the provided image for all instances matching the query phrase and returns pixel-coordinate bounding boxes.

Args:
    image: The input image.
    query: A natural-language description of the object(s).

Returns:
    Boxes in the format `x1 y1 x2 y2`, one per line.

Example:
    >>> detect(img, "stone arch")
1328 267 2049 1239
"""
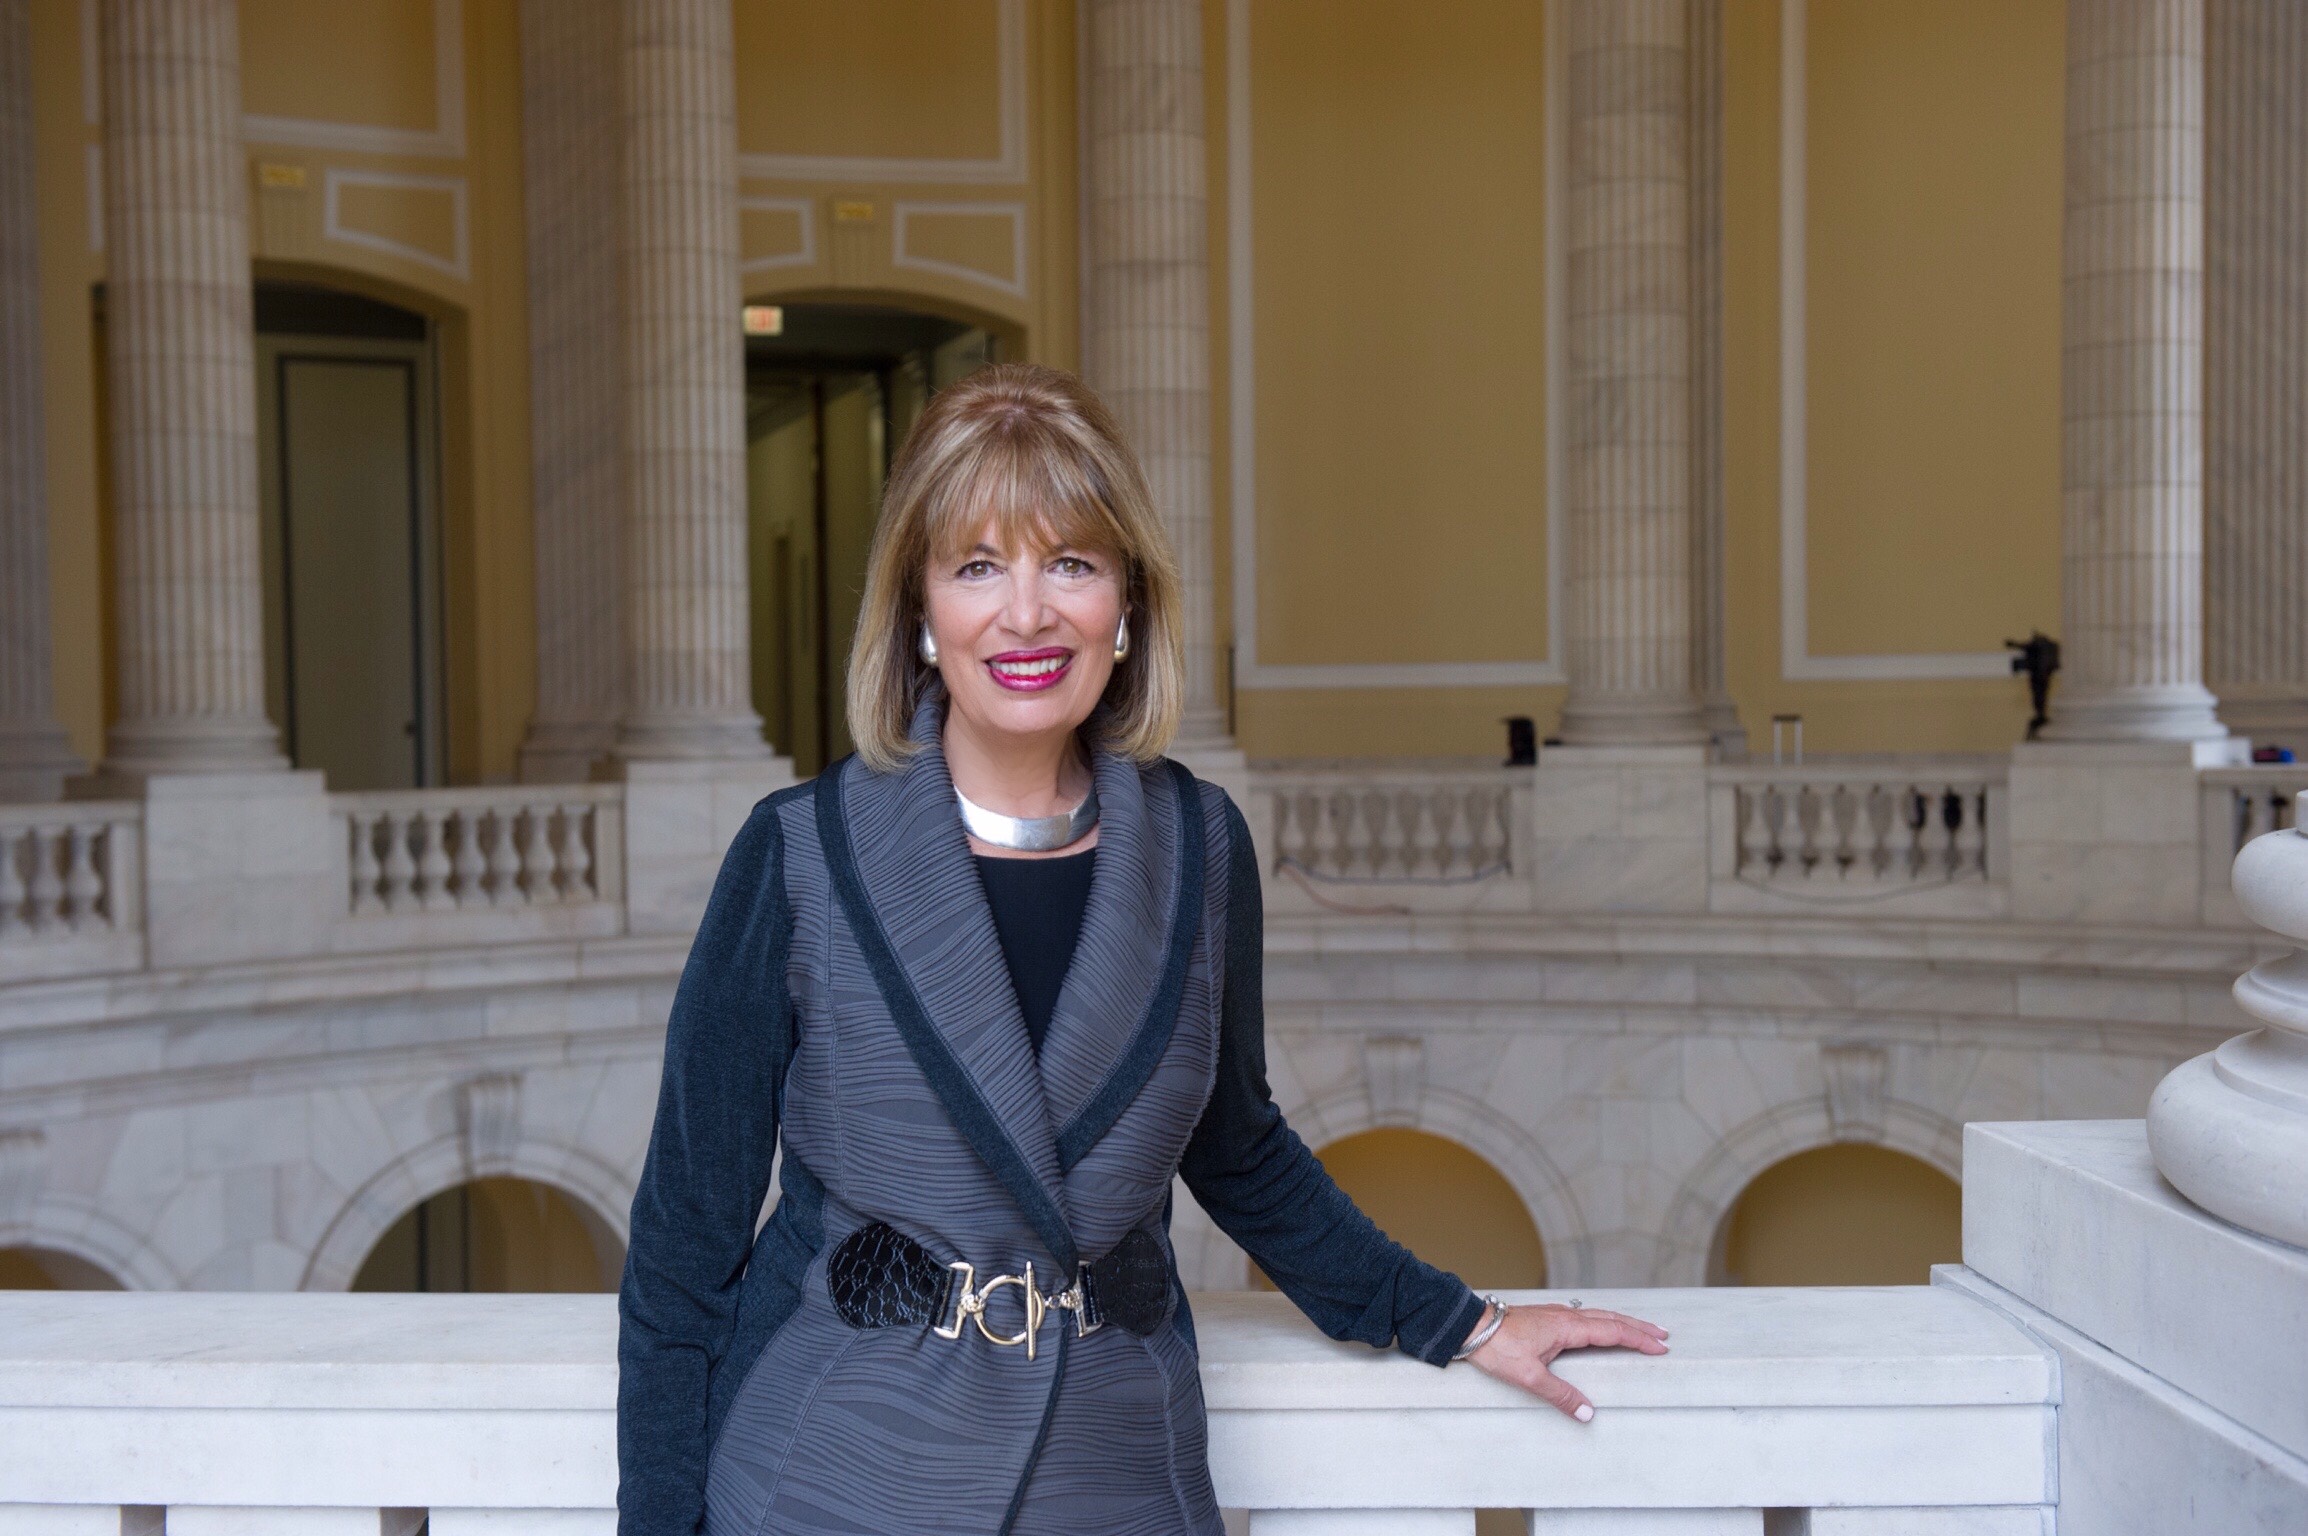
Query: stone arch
0 1197 179 1291
1654 1096 1964 1288
301 1133 634 1293
1289 1084 1596 1289
739 280 1030 357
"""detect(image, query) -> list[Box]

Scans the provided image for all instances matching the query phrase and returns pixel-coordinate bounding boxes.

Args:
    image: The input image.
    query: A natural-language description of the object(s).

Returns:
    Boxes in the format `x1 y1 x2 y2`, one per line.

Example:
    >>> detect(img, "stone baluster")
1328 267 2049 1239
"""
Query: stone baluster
348 814 381 913
2041 0 2223 741
94 0 286 778
2151 789 2308 1244
612 0 765 760
1555 0 1707 745
2203 0 2308 750
450 809 486 906
0 0 82 800
485 809 521 906
518 0 627 782
1080 0 1237 760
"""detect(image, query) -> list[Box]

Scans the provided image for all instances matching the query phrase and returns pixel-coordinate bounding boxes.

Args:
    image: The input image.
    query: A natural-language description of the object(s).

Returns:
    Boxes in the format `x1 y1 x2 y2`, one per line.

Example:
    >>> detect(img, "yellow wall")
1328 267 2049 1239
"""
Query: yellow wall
1713 1143 1961 1287
1229 0 1558 758
1719 0 2064 754
28 0 2079 777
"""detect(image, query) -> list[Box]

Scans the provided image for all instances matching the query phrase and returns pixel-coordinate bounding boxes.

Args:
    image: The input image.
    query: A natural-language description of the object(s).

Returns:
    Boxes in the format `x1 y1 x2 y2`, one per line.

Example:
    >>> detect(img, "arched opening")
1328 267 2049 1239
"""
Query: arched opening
742 300 1000 774
0 1246 127 1290
1708 1144 1961 1287
350 1177 624 1293
1256 1128 1548 1290
253 279 447 790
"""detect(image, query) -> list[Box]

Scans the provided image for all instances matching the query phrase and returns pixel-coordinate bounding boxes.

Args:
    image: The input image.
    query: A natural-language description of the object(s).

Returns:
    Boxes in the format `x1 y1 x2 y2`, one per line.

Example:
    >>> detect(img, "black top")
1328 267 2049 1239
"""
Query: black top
973 848 1097 1054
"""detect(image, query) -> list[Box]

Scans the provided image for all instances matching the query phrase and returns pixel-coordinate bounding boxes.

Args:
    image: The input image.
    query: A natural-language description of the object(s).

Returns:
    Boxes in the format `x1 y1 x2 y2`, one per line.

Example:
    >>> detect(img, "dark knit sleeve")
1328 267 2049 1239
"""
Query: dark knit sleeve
1177 794 1486 1367
617 799 796 1536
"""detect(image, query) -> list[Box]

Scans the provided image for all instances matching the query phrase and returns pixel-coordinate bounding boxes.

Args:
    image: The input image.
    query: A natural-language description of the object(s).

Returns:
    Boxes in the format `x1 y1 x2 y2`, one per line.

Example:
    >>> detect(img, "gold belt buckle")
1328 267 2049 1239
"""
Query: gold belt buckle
932 1260 1097 1359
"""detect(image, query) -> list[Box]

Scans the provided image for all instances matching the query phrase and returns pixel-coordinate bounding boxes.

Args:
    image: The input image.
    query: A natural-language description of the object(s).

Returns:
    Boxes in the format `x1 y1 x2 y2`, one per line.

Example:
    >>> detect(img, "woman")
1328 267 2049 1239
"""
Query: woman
617 364 1667 1536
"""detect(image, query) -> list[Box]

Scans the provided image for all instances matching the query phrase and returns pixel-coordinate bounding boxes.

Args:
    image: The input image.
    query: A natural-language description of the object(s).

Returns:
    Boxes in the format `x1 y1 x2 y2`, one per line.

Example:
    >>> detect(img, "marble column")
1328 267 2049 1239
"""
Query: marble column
612 0 763 761
1080 0 1228 749
95 0 283 778
0 0 83 800
1556 0 1707 745
2203 0 2308 749
517 0 626 782
2042 0 2224 742
1686 0 1742 756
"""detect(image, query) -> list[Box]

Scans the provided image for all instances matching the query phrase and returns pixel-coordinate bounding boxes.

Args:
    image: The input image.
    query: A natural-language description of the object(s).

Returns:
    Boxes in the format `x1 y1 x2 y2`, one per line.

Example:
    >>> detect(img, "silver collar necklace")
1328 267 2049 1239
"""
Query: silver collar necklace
955 781 1101 852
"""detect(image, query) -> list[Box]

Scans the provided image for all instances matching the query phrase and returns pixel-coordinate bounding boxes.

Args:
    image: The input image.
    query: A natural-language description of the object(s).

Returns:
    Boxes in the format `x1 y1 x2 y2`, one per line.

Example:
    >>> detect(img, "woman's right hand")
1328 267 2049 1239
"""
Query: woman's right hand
1465 1301 1669 1422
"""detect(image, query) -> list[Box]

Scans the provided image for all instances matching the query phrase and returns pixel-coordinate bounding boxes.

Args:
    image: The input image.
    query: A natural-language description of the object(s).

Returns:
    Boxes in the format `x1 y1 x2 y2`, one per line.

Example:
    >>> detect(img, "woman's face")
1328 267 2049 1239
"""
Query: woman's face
923 515 1126 756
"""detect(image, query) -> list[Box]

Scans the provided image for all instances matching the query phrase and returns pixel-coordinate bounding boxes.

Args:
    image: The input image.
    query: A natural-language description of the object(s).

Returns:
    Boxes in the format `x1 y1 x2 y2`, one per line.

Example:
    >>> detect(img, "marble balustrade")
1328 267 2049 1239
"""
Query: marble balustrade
0 1286 2057 1534
1707 760 2008 920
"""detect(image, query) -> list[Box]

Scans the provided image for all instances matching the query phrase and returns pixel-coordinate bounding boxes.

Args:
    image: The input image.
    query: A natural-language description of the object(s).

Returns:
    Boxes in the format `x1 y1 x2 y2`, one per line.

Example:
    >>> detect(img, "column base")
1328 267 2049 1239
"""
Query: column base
0 723 85 802
518 718 618 784
1699 693 1748 760
2038 682 2228 743
91 716 288 786
611 712 771 763
1555 692 1711 747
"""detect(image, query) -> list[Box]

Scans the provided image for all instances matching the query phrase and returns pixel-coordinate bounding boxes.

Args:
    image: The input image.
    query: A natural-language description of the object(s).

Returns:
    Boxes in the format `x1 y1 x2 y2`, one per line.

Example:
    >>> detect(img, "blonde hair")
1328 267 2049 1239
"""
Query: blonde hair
846 362 1186 773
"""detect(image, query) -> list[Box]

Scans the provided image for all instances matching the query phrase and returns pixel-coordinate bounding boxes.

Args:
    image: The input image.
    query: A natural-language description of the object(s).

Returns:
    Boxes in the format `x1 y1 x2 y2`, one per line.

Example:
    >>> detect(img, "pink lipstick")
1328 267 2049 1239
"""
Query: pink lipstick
986 647 1074 692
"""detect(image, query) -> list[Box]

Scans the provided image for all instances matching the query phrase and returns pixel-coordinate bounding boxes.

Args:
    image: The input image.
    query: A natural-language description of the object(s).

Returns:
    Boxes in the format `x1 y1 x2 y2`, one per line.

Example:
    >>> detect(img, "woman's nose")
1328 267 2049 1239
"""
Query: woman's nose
1001 570 1048 635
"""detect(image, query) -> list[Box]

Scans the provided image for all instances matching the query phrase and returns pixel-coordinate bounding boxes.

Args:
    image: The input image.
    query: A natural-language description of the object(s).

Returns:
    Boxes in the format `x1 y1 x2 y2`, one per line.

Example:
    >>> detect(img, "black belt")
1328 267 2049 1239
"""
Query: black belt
828 1222 1171 1358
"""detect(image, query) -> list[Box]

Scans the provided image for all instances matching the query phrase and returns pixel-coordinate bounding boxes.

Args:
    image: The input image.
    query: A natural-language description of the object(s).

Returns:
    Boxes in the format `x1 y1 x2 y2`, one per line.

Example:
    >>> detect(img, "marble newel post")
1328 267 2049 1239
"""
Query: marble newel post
0 0 82 800
2149 792 2308 1246
1080 0 1240 772
1555 0 1707 747
517 0 626 783
612 0 764 763
2041 0 2223 743
94 0 284 779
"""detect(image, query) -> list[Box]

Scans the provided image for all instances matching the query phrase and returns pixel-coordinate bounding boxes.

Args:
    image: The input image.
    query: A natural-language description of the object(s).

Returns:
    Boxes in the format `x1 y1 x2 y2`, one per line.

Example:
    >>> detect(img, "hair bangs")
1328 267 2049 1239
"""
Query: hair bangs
919 413 1131 567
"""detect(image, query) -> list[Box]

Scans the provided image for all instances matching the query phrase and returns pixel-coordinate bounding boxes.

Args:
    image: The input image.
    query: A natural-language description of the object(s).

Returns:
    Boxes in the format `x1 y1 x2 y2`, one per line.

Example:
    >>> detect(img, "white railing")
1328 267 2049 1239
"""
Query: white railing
2199 770 2308 925
1707 759 2008 917
0 1285 2054 1534
1255 761 1530 914
0 802 143 983
331 786 625 950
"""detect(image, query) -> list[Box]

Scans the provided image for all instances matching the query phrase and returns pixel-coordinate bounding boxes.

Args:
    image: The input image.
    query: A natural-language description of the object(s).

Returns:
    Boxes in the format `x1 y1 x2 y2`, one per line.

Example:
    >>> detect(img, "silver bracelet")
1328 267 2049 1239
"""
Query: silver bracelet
1451 1294 1510 1361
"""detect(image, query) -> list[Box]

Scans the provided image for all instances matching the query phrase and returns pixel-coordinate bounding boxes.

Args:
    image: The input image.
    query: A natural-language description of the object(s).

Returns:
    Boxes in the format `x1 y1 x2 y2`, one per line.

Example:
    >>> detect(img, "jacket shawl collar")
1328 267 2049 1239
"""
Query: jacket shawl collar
817 691 1201 1271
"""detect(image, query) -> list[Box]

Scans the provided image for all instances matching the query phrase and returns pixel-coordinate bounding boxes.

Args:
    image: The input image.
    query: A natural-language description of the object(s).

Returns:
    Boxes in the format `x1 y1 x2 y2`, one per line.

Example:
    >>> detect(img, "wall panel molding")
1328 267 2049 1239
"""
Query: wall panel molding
322 168 470 281
1226 0 1563 693
1776 0 2013 684
737 194 817 274
737 0 1026 185
891 199 1027 297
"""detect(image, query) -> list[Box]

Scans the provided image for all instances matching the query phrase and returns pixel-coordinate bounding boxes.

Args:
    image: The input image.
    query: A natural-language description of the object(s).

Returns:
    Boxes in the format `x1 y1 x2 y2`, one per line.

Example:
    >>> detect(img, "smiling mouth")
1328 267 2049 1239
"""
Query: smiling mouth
987 649 1073 692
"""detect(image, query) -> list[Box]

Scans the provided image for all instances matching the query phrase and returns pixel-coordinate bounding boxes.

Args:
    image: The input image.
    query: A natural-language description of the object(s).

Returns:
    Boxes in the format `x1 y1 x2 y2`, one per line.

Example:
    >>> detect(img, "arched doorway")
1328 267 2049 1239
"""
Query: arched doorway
254 279 446 790
1708 1144 1961 1287
0 1246 126 1290
742 301 999 774
1257 1128 1548 1290
350 1177 624 1293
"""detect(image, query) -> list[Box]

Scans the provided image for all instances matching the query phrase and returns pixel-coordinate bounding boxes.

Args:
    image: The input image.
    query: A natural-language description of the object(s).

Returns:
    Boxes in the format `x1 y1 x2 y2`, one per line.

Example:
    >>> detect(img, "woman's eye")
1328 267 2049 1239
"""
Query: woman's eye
1053 556 1094 576
959 559 997 579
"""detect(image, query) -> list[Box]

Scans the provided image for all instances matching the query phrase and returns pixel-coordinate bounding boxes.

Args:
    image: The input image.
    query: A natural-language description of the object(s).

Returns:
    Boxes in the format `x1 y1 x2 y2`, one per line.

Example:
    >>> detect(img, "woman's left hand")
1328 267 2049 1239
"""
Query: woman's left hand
1465 1301 1669 1422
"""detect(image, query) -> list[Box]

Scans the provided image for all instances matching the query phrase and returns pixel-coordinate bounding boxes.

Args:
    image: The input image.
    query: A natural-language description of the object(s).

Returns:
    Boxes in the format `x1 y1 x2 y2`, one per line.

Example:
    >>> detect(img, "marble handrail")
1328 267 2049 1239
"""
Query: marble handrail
0 1285 2055 1534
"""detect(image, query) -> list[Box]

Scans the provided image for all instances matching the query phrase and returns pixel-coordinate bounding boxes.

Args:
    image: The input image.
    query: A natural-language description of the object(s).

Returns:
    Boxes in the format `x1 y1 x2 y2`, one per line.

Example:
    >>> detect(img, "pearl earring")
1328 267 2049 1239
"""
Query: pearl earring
1113 615 1131 663
919 622 939 667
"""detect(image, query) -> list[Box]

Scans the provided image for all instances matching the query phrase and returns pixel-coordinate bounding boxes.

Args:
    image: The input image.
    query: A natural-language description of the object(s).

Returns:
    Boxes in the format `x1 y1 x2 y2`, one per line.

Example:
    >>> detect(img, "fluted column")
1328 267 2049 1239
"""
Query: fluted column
518 0 626 782
1687 0 1742 755
1556 0 1707 745
96 0 284 776
0 0 82 800
613 0 763 760
2043 0 2224 741
2203 0 2308 748
1081 0 1226 747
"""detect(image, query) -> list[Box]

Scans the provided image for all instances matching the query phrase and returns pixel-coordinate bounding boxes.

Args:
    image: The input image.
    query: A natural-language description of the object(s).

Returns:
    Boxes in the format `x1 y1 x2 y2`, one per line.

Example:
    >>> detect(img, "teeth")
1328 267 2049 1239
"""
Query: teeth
992 656 1066 678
